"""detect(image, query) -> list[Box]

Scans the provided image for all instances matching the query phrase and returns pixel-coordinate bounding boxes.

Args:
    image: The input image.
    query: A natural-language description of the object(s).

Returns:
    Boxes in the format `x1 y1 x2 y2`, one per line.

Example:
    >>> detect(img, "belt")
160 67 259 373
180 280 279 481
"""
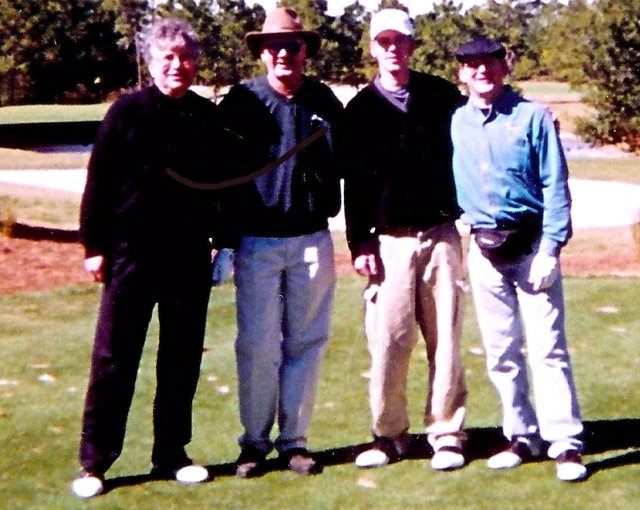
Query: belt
380 222 451 238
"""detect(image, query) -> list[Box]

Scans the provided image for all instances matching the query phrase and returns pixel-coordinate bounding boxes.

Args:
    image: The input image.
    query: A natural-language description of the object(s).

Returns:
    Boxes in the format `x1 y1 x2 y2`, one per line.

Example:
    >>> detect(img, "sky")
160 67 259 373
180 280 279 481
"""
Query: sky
248 0 487 17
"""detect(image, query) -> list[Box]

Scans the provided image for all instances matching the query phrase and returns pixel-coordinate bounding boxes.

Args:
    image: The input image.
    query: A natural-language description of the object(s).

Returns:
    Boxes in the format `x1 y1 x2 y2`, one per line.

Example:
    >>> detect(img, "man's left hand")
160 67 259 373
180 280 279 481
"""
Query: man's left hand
528 252 559 291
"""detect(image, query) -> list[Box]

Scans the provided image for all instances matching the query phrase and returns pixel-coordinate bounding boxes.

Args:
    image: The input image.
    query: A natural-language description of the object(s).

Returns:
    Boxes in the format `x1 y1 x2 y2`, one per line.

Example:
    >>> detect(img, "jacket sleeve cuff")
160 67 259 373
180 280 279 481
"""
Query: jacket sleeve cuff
540 237 562 257
349 237 378 261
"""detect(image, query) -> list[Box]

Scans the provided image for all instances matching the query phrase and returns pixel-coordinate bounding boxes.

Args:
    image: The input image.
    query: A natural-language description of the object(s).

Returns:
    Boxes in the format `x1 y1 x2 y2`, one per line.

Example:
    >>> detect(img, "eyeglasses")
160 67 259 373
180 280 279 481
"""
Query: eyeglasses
264 40 303 55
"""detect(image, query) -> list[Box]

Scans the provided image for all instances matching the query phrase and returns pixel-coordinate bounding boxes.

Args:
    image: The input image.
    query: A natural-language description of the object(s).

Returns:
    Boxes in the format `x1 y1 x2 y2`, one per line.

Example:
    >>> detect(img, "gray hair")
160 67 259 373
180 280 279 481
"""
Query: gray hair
142 17 200 65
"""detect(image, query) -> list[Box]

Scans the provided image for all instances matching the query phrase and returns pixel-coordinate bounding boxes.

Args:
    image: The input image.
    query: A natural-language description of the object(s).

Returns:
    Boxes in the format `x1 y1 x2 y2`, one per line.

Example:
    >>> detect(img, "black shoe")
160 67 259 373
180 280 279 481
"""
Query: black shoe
279 448 323 475
236 446 267 478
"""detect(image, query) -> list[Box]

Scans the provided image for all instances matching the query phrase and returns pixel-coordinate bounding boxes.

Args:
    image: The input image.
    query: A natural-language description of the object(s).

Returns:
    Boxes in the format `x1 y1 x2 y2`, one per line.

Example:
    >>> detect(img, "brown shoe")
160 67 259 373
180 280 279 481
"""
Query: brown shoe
236 446 267 479
280 448 323 475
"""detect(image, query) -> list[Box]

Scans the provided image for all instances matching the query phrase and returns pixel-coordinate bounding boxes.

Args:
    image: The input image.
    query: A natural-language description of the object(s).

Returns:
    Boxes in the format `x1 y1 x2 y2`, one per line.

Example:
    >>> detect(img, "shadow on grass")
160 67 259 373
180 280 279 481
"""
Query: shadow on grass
104 418 639 493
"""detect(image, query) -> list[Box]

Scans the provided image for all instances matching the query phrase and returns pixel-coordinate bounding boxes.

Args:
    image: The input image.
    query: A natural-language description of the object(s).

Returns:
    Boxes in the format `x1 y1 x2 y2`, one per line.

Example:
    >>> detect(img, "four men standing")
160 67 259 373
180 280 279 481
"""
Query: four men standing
73 6 587 498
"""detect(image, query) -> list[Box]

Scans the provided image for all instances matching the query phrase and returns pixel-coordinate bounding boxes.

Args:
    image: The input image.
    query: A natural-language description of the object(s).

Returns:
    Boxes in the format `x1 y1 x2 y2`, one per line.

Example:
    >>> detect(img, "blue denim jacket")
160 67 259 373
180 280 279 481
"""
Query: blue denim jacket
451 87 572 256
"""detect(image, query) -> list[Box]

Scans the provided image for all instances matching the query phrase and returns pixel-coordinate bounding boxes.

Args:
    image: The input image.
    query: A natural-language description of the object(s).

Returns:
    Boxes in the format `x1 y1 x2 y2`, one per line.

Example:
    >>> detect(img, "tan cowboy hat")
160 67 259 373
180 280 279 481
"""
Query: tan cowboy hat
245 7 321 58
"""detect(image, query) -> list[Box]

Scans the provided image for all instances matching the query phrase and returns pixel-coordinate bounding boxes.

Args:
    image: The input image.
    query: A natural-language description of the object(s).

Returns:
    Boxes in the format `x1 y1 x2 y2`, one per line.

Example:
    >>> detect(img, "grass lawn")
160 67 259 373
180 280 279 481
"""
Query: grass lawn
0 184 80 229
514 80 595 134
568 158 640 184
0 276 638 509
0 148 89 170
516 81 584 102
0 103 110 124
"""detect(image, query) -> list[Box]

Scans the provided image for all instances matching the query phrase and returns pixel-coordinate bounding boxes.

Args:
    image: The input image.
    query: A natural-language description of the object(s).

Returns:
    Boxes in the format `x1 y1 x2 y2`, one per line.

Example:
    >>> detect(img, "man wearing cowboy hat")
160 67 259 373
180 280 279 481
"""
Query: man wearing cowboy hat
219 7 342 478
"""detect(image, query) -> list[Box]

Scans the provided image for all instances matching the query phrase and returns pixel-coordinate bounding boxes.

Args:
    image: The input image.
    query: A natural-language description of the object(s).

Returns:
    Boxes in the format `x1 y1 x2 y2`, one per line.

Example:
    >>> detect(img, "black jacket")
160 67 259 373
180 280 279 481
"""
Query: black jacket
219 75 343 237
343 71 462 258
80 85 244 258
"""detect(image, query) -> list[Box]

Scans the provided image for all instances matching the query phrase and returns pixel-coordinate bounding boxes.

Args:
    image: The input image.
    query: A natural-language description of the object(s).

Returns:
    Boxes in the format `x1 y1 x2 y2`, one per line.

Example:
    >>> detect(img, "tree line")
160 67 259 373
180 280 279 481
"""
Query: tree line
0 0 638 150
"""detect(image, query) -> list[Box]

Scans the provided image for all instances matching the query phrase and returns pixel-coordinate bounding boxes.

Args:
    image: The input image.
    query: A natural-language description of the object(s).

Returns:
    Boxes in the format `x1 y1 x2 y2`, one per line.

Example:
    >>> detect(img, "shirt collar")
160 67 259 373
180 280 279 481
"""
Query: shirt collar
465 85 518 122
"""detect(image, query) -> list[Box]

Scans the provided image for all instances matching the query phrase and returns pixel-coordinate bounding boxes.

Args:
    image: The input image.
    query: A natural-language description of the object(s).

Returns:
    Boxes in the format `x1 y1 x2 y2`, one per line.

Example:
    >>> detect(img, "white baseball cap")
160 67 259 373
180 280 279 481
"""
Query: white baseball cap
370 9 414 40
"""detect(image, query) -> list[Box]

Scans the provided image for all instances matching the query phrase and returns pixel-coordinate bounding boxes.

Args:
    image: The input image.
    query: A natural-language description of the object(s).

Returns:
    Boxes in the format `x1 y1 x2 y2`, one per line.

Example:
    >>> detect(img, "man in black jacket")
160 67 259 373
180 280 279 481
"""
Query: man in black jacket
343 9 467 471
72 17 241 498
219 7 342 478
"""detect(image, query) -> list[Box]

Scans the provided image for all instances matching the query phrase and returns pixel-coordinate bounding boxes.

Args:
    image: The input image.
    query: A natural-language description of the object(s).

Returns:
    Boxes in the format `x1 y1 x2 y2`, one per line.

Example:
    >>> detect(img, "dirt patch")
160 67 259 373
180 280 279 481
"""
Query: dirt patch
0 236 91 294
1 226 639 296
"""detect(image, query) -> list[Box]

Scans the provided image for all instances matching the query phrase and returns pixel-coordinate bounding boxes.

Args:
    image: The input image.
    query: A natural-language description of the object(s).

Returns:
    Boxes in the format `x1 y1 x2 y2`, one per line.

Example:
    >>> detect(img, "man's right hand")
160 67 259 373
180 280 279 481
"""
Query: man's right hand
84 255 105 283
353 254 378 277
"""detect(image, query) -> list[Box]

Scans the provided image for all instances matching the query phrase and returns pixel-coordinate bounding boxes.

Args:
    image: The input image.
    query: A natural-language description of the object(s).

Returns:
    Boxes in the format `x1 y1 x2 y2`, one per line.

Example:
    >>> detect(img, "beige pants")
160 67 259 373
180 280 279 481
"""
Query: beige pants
364 223 467 450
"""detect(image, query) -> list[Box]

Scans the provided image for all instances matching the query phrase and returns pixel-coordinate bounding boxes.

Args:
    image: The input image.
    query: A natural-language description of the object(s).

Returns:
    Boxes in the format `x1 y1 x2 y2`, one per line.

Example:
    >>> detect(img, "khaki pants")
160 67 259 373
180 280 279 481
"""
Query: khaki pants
364 222 467 450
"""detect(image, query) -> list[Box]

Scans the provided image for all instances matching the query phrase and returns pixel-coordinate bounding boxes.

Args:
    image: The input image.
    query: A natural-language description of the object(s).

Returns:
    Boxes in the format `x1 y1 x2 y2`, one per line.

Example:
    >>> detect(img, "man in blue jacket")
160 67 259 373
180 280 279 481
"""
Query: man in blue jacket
451 37 587 482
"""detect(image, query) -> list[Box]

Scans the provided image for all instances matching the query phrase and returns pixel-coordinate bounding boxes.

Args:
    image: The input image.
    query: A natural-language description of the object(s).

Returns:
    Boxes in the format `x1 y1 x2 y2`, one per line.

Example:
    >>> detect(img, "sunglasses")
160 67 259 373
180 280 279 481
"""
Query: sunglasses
264 40 304 55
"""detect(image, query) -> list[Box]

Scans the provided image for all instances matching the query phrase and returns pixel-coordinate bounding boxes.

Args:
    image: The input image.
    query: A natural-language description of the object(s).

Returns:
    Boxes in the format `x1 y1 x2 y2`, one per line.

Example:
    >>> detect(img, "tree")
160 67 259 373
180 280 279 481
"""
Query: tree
206 0 265 90
574 0 640 150
332 1 367 85
0 0 134 104
277 0 335 79
375 0 407 11
538 1 597 81
108 0 151 89
411 0 469 82
463 0 546 79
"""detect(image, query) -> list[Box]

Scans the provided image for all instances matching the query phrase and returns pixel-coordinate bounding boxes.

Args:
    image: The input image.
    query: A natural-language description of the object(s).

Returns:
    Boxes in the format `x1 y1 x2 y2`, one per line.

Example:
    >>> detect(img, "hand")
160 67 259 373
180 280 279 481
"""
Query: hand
528 252 559 291
211 248 234 286
353 254 378 277
84 255 105 283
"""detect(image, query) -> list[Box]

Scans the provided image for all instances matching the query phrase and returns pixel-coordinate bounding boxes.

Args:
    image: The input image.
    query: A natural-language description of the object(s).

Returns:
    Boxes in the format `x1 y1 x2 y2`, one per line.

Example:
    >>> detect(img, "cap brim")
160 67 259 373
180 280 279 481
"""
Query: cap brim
245 31 321 58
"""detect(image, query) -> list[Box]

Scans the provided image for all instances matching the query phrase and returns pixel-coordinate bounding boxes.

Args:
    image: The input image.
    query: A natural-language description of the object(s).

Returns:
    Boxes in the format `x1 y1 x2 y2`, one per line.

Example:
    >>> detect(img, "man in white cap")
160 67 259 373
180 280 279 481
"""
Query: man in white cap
219 7 342 478
343 9 467 471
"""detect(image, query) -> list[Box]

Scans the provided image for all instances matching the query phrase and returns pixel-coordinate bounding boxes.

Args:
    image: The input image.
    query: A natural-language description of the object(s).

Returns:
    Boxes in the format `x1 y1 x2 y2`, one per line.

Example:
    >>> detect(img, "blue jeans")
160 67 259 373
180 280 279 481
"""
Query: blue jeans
467 237 583 457
234 229 335 454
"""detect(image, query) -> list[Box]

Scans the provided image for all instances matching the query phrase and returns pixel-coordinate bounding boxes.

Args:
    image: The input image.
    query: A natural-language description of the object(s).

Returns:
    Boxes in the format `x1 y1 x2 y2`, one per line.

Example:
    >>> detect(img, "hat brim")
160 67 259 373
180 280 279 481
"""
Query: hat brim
245 31 321 58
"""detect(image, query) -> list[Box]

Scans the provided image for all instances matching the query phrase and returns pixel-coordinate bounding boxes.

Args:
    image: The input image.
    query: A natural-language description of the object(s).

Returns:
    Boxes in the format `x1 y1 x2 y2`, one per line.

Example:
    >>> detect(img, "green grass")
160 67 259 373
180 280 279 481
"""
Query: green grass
568 158 640 184
0 104 109 124
0 276 639 509
516 81 584 102
0 185 80 228
0 148 89 170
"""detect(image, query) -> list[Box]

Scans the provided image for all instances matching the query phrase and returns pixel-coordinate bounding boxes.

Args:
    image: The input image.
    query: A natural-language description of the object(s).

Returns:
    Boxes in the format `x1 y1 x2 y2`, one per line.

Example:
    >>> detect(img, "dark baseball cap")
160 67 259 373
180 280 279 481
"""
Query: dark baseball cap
455 38 506 62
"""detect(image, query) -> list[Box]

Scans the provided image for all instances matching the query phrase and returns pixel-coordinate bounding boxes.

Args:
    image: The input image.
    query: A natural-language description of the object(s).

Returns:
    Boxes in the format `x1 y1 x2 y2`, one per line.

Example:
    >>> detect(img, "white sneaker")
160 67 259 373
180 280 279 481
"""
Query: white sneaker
431 447 465 471
487 450 523 469
71 472 104 499
556 450 587 482
487 438 540 470
175 464 209 484
355 448 390 468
